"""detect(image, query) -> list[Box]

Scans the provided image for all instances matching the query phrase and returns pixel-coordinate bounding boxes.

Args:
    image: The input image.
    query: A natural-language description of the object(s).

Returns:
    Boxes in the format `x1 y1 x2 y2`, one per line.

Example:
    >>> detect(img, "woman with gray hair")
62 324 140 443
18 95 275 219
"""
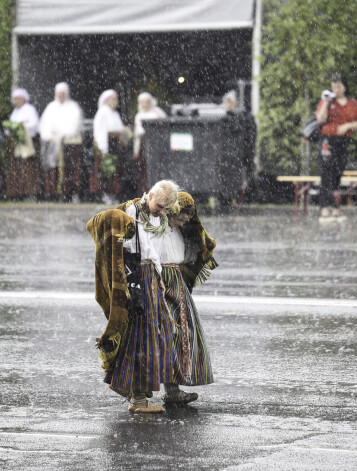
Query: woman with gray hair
100 180 180 413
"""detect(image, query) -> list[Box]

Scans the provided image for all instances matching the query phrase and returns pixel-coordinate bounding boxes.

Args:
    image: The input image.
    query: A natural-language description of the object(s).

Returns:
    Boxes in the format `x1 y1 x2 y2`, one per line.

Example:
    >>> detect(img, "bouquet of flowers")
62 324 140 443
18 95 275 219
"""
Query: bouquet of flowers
2 120 35 158
100 153 118 177
2 120 26 145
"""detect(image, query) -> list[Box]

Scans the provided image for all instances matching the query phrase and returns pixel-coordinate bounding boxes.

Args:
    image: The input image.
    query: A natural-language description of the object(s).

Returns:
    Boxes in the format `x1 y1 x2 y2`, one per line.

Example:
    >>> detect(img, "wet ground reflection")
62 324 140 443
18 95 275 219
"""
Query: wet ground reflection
1 205 357 470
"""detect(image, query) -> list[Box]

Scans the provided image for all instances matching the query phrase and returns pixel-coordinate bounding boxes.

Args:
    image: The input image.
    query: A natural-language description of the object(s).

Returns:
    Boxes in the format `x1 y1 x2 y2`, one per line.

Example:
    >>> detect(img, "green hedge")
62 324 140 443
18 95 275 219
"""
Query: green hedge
259 0 357 175
0 0 13 121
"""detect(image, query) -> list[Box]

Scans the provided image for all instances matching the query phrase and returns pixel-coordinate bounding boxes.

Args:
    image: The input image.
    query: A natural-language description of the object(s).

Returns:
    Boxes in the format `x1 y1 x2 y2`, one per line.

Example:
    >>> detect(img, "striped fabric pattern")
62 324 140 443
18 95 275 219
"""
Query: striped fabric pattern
162 265 214 386
105 263 173 393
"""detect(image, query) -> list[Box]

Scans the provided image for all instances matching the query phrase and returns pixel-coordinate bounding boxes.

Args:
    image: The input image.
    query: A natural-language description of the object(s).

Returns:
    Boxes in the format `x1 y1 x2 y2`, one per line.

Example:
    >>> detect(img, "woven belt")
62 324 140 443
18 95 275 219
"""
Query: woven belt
141 259 153 265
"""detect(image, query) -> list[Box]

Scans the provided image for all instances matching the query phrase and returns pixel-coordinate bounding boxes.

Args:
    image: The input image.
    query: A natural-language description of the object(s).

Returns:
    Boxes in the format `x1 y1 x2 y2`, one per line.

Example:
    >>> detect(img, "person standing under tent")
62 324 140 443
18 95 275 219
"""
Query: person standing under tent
133 92 167 194
221 90 256 207
6 88 41 199
39 82 84 201
92 89 131 204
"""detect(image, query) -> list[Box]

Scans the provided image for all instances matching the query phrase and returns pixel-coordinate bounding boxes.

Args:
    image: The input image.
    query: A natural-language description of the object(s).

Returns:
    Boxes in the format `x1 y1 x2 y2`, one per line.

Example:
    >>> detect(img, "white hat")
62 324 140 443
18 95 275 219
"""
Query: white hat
55 82 70 97
12 88 30 102
138 92 157 111
98 89 117 108
223 90 238 105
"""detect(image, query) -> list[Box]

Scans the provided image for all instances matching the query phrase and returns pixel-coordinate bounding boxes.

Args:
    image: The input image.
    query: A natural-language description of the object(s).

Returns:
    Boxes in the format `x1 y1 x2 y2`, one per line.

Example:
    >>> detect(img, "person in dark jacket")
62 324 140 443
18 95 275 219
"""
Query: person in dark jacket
220 90 256 207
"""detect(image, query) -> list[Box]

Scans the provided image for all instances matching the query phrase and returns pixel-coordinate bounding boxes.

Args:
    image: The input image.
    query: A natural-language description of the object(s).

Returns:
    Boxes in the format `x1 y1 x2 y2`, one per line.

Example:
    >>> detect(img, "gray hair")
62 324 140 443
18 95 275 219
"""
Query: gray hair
149 180 179 207
138 92 157 111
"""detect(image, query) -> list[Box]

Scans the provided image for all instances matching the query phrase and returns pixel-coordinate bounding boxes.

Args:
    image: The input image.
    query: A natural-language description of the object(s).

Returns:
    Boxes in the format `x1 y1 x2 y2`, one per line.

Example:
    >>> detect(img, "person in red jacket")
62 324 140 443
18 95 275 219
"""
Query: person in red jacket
316 73 357 222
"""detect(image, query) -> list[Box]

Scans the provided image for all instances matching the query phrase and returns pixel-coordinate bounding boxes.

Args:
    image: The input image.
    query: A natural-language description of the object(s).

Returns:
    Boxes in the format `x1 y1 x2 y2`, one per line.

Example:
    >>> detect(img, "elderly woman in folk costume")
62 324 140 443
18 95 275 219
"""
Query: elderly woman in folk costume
39 82 84 201
92 89 132 205
161 192 217 404
87 180 179 413
133 92 167 194
5 88 41 199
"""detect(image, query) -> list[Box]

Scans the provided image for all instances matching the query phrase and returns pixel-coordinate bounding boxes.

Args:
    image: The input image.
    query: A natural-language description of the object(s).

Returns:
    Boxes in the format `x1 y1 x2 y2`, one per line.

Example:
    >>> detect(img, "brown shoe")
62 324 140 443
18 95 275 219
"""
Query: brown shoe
163 390 198 404
128 400 165 413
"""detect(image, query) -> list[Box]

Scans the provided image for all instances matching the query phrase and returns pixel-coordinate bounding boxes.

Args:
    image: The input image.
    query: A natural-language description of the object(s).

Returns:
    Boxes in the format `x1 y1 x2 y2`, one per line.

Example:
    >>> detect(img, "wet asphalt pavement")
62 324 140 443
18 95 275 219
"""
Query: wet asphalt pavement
0 203 357 470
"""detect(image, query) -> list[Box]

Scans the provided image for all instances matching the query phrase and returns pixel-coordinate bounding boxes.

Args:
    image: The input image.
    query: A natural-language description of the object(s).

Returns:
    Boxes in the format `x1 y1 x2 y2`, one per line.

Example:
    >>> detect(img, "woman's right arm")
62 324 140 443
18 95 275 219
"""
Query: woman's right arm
123 204 136 251
316 98 329 124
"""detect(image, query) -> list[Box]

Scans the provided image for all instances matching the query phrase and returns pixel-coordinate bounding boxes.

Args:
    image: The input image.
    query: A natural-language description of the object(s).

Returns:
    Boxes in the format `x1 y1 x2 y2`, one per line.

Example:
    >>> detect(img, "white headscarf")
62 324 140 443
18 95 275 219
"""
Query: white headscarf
138 92 157 112
12 88 30 103
55 82 70 99
98 89 117 109
40 83 83 142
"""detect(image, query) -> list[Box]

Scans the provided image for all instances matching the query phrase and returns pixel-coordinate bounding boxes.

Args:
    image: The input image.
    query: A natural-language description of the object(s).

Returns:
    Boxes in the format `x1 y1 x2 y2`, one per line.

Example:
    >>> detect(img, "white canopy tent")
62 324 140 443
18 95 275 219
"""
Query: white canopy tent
12 0 260 123
14 0 254 34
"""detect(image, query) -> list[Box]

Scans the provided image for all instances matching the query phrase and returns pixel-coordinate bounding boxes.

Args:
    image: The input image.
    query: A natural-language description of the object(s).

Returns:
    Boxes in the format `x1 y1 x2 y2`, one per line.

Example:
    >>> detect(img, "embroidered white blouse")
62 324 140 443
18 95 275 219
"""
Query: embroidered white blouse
39 99 83 142
161 226 185 264
10 103 40 138
123 203 163 273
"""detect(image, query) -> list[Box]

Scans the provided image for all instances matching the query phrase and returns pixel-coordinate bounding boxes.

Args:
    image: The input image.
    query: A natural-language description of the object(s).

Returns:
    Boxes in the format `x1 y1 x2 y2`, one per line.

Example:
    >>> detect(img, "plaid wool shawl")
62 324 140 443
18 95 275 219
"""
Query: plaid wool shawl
176 192 218 292
86 208 135 343
115 197 141 214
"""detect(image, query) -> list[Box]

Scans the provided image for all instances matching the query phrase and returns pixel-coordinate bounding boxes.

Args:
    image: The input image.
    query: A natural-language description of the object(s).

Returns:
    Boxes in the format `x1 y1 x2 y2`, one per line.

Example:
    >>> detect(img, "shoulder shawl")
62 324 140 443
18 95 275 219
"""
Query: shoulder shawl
179 208 218 292
86 208 135 366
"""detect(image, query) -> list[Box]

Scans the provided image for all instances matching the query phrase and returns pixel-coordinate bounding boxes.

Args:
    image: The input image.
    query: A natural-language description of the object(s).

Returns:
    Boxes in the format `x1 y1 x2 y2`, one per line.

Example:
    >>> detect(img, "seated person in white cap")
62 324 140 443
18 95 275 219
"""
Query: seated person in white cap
6 88 41 199
92 89 127 204
39 82 84 201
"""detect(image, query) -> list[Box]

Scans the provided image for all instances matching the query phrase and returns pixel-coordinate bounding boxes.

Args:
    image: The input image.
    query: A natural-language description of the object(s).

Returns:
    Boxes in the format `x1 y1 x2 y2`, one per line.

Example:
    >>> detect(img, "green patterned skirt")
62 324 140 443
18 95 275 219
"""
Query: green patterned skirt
162 264 214 386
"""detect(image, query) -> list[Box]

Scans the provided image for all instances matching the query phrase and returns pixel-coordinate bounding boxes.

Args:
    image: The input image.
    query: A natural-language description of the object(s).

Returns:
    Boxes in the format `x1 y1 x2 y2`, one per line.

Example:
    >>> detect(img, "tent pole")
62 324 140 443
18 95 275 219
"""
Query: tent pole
252 0 262 171
12 30 19 88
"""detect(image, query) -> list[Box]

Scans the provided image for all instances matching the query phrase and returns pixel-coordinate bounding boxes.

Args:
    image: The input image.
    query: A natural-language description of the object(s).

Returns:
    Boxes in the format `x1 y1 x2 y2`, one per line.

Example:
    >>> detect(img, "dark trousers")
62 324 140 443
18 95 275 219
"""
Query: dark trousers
63 144 82 197
318 136 350 208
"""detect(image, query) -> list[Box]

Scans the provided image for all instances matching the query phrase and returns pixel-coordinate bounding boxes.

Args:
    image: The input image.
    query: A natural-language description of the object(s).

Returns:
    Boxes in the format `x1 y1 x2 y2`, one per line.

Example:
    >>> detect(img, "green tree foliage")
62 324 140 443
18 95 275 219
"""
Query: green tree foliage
259 0 357 174
0 0 13 121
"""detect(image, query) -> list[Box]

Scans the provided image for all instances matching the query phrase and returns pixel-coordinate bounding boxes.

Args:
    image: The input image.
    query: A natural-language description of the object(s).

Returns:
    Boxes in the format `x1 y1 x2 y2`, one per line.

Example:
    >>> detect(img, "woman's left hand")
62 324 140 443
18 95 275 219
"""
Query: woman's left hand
337 123 350 135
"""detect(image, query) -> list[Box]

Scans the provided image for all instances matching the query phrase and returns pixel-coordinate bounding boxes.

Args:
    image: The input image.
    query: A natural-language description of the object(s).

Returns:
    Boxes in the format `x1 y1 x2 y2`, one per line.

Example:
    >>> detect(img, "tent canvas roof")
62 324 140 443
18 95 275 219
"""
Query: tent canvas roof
14 0 255 34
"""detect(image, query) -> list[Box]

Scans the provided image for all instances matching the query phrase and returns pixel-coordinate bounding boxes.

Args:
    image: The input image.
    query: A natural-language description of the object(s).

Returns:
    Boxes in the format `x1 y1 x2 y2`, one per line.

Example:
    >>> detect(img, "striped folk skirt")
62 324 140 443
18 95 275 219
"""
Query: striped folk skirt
105 262 173 393
161 264 214 386
6 137 41 199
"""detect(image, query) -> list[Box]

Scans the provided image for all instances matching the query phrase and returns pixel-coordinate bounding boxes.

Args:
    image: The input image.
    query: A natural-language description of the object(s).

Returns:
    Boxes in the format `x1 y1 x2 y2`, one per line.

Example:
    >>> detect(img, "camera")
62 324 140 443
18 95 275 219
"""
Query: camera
321 90 336 100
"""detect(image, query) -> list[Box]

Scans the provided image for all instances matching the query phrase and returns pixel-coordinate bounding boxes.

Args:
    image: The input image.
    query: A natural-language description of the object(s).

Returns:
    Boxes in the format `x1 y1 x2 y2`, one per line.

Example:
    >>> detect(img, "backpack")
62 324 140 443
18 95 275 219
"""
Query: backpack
300 116 321 142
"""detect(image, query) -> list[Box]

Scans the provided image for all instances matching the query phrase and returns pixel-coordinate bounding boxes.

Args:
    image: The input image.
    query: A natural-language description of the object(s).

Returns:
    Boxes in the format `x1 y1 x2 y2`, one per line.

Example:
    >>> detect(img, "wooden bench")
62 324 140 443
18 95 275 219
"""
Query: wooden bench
277 173 357 215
